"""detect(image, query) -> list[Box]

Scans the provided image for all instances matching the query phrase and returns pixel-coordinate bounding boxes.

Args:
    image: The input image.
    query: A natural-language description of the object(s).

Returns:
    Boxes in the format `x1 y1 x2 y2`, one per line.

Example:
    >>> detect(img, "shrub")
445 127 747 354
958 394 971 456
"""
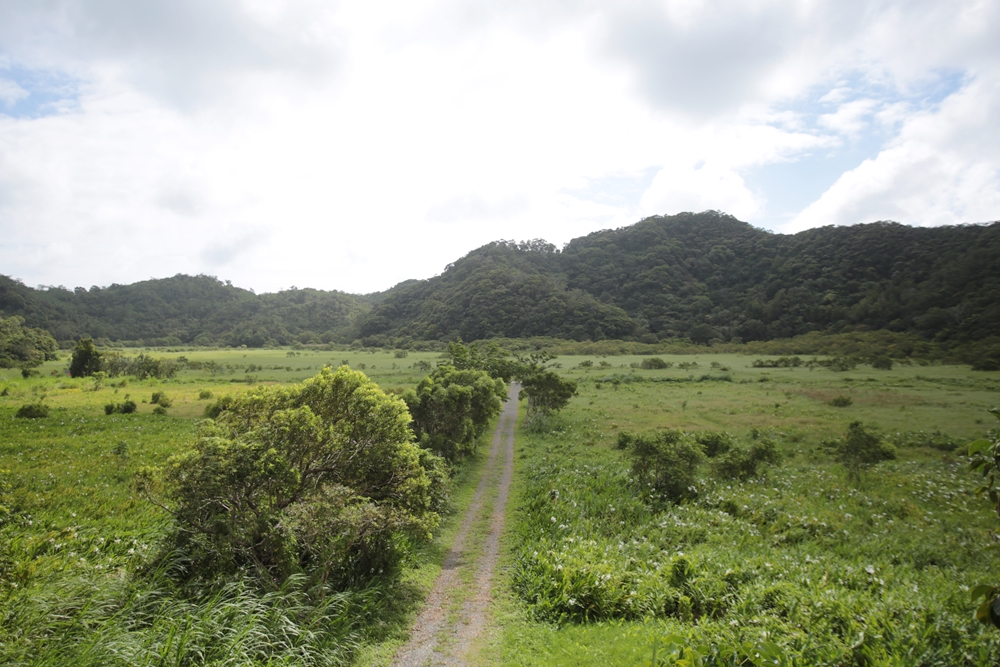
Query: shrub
393 350 408 358
105 396 137 415
69 337 103 378
147 366 445 586
712 439 782 480
150 391 172 407
403 366 507 461
624 430 704 502
829 395 853 407
152 405 168 416
835 421 896 481
198 389 213 400
640 357 672 369
696 431 733 458
15 403 49 419
871 355 893 370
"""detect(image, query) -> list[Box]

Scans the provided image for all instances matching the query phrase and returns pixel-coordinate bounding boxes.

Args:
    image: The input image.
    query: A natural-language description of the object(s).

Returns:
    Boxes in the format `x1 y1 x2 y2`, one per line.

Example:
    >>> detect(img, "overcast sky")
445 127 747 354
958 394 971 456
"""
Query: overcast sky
1 0 998 295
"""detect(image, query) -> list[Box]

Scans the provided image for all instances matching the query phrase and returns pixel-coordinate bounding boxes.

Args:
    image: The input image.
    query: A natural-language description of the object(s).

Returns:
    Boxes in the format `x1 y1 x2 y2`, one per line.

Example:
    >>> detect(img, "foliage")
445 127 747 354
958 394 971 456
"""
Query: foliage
150 391 172 408
639 357 672 369
507 400 999 663
695 431 733 458
967 408 1000 629
623 430 704 502
445 339 521 381
0 315 58 369
104 396 137 414
834 422 896 481
69 337 102 377
711 439 781 480
403 365 507 461
752 356 801 368
829 395 853 407
198 389 214 400
15 402 49 418
102 352 177 379
150 366 443 586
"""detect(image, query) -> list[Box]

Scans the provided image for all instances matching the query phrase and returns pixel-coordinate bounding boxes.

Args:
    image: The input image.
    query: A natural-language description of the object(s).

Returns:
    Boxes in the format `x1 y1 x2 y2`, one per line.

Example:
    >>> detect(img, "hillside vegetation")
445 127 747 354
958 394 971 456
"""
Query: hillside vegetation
3 212 1000 350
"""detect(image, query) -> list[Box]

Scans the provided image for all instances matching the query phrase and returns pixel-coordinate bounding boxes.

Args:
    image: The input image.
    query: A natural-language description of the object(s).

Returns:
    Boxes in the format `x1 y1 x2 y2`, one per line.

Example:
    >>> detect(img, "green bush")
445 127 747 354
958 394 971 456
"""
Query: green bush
15 402 49 419
695 431 733 458
104 396 137 415
149 366 445 586
835 421 896 481
712 439 781 480
198 389 213 400
152 405 168 416
150 391 172 407
69 337 102 378
403 366 507 461
624 430 704 502
829 395 853 407
640 357 672 369
871 355 893 370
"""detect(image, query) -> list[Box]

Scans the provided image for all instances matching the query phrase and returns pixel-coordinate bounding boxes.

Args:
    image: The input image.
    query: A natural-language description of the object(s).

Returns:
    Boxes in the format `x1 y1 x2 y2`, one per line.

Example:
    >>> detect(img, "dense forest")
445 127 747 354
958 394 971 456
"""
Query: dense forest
3 211 1000 348
360 212 1000 346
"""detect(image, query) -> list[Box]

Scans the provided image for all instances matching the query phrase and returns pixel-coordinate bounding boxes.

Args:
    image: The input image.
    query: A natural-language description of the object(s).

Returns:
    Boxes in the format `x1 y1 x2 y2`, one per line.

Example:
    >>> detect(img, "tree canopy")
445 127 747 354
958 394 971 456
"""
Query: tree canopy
0 315 58 369
150 366 445 586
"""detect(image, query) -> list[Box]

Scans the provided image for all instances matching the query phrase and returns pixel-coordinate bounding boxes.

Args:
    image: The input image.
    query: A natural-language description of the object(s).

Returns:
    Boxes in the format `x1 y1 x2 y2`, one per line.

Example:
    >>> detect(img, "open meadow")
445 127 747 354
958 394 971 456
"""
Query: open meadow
488 354 1000 666
1 348 999 665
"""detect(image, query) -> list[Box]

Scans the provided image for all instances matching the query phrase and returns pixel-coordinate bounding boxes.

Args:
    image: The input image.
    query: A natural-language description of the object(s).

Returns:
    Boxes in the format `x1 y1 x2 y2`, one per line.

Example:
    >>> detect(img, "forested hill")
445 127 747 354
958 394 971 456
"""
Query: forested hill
357 212 1000 346
0 274 372 346
3 211 1000 347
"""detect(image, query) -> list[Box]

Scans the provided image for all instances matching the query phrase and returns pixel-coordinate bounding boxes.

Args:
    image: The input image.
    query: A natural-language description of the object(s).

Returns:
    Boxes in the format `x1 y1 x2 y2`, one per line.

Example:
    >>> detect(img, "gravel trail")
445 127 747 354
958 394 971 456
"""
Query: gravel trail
391 383 520 667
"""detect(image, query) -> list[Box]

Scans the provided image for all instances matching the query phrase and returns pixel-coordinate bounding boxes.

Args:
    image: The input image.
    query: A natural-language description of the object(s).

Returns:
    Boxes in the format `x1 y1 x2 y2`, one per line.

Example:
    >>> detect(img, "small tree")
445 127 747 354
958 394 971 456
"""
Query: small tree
835 421 895 482
0 315 58 371
624 430 704 502
69 338 102 378
520 369 577 420
144 366 445 586
403 366 506 461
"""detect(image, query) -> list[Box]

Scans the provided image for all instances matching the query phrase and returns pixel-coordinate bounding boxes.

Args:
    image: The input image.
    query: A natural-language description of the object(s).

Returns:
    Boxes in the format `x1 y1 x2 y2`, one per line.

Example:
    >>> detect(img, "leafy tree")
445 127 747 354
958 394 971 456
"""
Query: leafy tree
0 315 57 370
445 339 521 382
519 369 577 419
403 366 507 461
144 366 444 586
69 337 102 378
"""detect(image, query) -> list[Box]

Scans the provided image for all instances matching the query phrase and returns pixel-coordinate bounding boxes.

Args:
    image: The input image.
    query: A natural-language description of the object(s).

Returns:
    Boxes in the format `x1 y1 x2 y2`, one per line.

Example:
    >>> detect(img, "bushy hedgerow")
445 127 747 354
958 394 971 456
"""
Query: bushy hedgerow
144 366 446 587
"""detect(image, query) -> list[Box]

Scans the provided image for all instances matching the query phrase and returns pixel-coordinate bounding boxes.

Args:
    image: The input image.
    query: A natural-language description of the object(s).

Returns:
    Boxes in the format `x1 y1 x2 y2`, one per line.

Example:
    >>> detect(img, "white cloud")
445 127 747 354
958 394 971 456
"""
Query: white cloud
788 72 1000 230
641 161 762 221
0 0 997 293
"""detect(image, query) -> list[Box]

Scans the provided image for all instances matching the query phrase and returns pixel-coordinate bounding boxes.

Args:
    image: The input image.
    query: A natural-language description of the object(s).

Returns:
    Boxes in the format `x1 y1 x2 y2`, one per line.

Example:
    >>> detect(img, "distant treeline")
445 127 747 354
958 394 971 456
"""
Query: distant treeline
4 211 1000 360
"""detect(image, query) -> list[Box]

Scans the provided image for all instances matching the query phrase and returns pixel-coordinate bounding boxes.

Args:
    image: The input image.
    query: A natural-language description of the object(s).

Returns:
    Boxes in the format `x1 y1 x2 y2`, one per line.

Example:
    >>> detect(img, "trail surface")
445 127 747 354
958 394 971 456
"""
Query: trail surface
391 383 519 667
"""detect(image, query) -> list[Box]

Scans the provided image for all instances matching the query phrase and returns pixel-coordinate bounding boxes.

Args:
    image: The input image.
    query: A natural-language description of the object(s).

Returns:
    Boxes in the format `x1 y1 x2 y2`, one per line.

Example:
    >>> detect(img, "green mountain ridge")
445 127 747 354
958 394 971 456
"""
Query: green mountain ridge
3 211 1000 347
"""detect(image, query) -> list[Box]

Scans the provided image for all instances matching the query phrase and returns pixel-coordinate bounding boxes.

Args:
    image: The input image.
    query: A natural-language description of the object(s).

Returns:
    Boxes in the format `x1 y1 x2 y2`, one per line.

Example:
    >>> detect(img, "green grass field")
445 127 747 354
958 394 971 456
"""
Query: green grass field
2 349 999 665
486 354 1000 666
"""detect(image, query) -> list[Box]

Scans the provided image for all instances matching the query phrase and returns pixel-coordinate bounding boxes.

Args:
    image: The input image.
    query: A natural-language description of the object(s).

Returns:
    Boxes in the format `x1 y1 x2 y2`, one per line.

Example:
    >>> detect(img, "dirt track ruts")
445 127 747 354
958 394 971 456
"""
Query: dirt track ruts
391 382 520 667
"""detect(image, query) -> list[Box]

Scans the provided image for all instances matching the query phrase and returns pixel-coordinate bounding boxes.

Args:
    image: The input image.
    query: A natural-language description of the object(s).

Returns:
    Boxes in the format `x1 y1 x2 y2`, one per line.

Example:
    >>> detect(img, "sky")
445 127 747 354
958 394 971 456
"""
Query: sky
1 0 998 295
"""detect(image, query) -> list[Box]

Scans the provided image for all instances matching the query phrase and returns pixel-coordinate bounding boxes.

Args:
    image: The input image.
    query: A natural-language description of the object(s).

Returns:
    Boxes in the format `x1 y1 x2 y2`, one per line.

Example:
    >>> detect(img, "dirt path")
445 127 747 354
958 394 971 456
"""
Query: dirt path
391 383 520 667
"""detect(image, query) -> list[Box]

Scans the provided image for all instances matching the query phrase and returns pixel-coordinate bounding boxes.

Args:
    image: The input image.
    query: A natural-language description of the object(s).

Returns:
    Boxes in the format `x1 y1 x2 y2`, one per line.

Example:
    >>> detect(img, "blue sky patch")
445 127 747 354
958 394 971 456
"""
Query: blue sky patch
745 68 967 231
0 65 80 118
